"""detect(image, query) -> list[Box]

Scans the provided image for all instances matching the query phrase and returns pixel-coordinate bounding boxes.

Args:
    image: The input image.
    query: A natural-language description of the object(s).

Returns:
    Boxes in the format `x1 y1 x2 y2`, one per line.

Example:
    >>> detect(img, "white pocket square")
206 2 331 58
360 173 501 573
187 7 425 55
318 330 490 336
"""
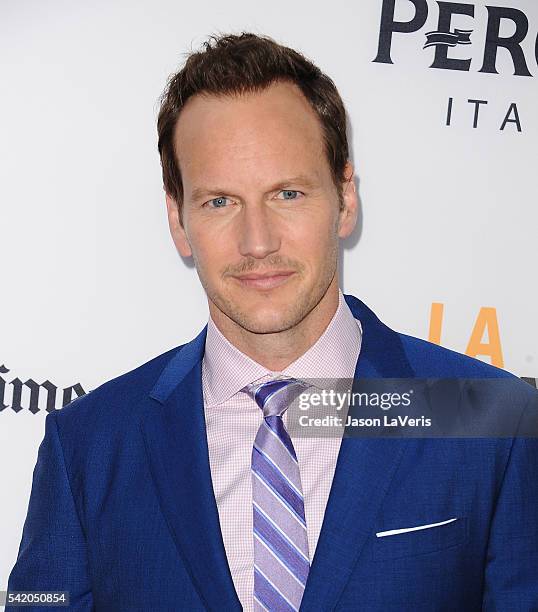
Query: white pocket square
376 517 458 538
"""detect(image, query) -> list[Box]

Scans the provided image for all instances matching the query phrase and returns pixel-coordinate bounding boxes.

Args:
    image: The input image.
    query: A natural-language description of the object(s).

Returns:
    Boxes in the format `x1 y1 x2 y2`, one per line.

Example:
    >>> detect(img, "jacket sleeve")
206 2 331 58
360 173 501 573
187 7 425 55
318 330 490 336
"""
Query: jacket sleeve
482 436 538 610
6 410 94 611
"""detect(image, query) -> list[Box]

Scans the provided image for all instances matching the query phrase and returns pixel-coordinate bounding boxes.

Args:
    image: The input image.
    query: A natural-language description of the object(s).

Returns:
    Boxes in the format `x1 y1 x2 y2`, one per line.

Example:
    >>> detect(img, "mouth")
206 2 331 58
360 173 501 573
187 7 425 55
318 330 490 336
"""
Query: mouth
232 271 296 291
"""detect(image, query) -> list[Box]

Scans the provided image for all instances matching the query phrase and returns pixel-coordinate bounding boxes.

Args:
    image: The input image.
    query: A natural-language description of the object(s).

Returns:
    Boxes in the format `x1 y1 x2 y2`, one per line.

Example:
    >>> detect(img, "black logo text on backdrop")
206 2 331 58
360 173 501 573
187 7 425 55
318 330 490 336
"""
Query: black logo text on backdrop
373 0 536 130
0 364 87 414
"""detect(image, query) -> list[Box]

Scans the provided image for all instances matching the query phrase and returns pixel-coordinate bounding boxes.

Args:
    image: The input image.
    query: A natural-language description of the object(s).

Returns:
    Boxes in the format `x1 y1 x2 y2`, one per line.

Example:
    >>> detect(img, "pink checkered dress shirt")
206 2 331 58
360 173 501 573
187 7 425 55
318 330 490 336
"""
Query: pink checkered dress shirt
201 289 362 611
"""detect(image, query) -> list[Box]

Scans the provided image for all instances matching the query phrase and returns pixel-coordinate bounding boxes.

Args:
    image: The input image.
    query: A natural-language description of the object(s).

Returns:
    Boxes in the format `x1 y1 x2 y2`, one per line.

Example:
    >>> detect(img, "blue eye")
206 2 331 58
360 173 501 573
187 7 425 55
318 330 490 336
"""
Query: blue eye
279 190 301 200
206 196 229 208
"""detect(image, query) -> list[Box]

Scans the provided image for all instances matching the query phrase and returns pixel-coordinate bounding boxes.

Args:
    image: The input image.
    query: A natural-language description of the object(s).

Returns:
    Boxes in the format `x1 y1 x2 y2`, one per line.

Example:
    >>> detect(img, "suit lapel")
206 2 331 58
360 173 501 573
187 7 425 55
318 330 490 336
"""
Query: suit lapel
298 294 416 611
140 326 242 612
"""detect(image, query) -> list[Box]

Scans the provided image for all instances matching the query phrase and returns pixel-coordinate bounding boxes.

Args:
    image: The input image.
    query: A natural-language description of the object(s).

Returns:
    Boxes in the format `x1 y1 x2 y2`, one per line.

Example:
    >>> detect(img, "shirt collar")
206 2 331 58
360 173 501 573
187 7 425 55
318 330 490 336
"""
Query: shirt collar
202 289 362 407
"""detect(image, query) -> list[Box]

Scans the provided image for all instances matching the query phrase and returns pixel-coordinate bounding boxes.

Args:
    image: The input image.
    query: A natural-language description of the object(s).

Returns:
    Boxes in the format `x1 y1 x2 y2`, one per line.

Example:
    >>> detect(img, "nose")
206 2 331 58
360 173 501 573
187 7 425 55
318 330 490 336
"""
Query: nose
237 201 281 259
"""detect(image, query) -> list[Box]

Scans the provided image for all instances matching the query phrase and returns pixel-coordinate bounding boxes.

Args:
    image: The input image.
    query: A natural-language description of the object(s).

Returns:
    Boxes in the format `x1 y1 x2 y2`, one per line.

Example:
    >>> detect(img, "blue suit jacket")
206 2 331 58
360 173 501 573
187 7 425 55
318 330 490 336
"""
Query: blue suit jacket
6 294 538 611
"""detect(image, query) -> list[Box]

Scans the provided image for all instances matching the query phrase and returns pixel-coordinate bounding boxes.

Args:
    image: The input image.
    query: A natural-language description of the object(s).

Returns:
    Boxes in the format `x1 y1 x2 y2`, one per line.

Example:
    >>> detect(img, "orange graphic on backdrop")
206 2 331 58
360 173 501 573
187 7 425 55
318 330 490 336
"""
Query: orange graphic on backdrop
428 303 504 368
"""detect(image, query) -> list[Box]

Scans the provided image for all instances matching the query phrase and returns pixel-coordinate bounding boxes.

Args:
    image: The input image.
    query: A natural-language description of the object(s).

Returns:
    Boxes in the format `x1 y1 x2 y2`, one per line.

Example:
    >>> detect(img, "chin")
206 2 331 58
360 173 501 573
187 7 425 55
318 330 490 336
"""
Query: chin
208 281 316 333
236 307 298 335
225 300 303 334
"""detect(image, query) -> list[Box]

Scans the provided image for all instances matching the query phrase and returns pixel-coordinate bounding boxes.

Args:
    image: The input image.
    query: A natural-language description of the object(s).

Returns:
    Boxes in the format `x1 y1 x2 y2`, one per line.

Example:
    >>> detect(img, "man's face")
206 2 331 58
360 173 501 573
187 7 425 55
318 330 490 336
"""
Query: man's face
166 80 357 335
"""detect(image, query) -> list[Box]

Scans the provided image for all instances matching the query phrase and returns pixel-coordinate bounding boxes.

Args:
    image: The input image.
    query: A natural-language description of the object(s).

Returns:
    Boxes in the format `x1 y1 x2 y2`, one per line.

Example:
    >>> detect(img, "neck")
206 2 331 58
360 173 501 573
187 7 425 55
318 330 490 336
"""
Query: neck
208 278 340 371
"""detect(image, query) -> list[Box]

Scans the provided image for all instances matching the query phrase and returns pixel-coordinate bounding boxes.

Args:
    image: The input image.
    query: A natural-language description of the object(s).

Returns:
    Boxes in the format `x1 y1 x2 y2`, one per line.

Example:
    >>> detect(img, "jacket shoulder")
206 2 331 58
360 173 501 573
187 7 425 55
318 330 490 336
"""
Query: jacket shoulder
397 331 516 379
53 344 184 427
345 293 520 380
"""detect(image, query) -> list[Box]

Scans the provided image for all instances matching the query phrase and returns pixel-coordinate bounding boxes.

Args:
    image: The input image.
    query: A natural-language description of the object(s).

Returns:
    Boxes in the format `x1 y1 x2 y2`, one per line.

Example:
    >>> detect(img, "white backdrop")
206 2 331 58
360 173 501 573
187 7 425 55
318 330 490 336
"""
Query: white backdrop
1 0 537 594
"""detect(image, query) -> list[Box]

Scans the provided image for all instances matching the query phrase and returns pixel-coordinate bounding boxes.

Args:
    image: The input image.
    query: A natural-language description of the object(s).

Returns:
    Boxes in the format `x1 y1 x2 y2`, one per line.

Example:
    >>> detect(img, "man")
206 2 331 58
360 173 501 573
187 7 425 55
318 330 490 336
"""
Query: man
6 32 538 611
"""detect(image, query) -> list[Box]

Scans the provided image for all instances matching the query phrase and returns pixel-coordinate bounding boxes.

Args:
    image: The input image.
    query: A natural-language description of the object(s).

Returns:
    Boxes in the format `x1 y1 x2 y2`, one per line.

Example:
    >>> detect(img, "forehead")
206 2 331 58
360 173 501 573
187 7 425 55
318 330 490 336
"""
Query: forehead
173 81 329 186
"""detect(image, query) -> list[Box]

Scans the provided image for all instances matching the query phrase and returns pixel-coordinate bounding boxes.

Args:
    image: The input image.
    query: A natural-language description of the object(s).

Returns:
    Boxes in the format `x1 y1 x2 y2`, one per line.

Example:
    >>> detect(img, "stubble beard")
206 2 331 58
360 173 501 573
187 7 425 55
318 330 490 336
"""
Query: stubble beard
195 242 339 337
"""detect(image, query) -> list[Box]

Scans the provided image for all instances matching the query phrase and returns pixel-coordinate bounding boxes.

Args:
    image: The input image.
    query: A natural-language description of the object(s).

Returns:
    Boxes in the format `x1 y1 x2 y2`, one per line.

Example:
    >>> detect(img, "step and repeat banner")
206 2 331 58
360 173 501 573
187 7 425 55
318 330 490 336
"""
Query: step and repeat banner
1 0 537 590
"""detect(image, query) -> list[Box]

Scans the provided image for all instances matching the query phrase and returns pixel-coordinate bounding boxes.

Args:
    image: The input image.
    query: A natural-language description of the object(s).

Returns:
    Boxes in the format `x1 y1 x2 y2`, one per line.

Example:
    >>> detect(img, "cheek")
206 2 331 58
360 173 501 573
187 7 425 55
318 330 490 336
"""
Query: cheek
284 218 337 274
286 208 337 248
188 224 232 271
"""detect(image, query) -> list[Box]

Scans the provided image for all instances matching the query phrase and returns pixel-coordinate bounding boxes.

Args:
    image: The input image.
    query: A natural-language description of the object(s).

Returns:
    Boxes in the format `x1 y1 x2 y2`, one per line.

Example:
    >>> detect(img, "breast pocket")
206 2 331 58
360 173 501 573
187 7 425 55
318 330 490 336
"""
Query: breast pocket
371 517 468 561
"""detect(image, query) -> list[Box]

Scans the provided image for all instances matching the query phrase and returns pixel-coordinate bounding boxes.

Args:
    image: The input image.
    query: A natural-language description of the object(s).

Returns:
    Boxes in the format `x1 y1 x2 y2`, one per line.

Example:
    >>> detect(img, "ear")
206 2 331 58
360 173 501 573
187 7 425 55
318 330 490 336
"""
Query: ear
337 161 358 239
165 192 192 257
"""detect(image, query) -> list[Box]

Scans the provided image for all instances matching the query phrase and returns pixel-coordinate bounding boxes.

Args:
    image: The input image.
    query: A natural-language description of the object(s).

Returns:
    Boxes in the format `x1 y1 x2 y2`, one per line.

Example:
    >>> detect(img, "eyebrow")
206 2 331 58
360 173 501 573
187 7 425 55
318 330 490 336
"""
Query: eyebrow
189 175 319 202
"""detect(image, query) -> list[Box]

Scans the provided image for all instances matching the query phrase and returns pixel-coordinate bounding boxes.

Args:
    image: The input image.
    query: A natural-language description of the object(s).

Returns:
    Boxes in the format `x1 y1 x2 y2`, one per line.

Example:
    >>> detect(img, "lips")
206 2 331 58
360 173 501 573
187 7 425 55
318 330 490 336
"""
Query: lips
232 271 295 290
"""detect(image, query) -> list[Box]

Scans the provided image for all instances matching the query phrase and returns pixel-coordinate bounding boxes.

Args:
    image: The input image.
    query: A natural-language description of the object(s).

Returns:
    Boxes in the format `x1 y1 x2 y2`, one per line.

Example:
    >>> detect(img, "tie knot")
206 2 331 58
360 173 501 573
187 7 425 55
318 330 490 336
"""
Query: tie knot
243 377 307 418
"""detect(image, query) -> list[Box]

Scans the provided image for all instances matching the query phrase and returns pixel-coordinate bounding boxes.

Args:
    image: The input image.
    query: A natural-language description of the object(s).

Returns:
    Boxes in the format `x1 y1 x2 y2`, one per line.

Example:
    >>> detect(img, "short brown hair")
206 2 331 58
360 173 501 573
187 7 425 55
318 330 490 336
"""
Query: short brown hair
157 32 349 219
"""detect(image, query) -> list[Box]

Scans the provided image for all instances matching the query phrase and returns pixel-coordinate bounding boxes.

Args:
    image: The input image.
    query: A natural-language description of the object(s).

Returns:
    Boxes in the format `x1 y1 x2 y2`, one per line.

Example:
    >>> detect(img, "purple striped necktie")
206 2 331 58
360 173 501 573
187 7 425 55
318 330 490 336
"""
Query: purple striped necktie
242 377 311 612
